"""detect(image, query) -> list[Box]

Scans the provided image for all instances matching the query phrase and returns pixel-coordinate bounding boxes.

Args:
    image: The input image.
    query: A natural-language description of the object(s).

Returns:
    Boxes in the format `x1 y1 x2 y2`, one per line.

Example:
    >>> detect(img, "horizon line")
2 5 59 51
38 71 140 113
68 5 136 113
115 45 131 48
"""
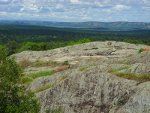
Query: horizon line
0 19 150 23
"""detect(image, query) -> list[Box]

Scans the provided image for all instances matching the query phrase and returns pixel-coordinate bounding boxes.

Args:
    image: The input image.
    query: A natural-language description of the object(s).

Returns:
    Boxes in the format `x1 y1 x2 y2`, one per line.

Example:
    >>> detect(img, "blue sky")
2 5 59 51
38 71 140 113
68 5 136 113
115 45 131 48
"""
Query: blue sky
0 0 150 22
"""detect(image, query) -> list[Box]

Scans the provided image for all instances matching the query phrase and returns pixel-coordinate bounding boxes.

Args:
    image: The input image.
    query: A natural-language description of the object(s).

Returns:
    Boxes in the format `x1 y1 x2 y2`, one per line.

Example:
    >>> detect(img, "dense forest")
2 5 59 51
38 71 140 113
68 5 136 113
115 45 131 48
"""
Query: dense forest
0 24 150 55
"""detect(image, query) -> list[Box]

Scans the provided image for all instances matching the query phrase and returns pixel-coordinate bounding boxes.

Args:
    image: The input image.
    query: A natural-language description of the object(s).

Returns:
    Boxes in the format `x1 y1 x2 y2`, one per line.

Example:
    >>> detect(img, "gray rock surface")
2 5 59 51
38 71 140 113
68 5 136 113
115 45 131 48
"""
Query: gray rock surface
13 41 150 113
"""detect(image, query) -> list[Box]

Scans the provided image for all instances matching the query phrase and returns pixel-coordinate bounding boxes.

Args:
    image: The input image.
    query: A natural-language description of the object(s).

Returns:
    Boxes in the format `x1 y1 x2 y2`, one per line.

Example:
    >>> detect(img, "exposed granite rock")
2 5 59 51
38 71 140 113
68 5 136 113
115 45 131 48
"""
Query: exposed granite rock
13 41 150 113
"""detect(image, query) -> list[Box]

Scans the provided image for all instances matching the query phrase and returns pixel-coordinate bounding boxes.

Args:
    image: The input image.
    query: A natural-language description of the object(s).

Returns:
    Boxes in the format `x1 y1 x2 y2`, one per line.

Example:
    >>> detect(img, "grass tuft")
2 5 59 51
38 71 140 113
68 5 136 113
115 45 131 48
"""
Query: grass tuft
32 60 59 67
111 70 150 82
33 83 52 93
28 70 54 79
21 76 33 84
46 107 63 113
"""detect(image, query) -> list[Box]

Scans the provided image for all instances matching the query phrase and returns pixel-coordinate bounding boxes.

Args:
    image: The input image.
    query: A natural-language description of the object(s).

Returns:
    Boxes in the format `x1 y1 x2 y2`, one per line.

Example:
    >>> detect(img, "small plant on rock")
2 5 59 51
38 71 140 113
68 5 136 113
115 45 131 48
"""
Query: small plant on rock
138 48 144 53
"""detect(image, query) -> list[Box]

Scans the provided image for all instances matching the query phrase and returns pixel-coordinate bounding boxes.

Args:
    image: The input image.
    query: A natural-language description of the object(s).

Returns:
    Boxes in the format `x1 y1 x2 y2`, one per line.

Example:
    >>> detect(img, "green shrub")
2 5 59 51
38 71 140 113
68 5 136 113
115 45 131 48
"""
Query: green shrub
63 61 69 65
0 47 40 113
138 48 144 53
67 38 92 46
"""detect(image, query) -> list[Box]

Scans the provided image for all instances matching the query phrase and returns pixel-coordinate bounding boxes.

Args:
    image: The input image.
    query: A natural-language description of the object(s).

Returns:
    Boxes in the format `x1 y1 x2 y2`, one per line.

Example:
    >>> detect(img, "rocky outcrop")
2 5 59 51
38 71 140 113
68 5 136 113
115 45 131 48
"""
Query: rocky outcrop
13 41 150 113
37 68 150 113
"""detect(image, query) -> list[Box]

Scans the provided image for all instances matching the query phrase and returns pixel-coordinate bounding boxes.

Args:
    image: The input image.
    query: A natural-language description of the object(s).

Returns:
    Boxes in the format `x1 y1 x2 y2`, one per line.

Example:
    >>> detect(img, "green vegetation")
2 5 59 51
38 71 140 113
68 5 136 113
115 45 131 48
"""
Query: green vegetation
0 25 150 55
1 36 150 56
138 48 144 53
5 38 93 55
115 72 150 81
0 46 40 113
63 61 69 65
33 83 53 93
79 66 89 72
111 69 150 82
21 76 33 84
29 70 54 79
21 70 54 84
46 107 63 113
67 38 92 46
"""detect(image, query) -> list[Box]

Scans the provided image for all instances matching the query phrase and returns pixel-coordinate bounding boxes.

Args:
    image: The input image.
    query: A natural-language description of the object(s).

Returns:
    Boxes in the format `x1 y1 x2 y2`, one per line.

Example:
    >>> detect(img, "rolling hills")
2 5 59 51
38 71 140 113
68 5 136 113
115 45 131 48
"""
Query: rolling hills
1 20 150 31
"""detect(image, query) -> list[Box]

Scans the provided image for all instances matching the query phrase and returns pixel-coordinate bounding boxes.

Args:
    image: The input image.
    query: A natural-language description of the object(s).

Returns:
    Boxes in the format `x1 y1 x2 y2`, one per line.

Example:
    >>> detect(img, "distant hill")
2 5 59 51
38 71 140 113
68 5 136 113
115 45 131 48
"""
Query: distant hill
0 20 150 31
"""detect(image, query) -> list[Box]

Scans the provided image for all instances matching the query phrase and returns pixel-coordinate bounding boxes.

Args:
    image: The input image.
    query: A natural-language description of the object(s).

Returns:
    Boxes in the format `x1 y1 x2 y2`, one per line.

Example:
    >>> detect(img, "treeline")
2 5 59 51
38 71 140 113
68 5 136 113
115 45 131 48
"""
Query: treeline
2 38 92 55
0 25 150 43
1 37 149 56
0 25 150 55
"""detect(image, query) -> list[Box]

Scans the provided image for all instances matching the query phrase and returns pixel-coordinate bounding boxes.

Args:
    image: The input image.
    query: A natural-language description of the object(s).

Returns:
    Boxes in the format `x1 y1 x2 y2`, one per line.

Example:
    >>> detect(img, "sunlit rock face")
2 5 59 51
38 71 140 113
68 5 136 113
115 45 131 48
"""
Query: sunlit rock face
14 41 150 113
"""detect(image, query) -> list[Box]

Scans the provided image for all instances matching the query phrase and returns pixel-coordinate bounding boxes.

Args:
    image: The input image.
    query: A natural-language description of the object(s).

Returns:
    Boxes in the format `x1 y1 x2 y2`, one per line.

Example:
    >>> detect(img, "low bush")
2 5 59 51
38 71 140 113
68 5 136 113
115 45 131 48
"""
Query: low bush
0 46 40 113
63 61 69 65
138 48 144 53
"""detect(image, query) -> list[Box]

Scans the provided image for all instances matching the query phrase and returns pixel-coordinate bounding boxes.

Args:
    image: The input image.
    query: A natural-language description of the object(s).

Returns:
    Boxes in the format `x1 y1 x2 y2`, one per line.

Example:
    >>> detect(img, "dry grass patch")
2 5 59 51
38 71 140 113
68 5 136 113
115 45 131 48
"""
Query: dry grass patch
138 47 150 53
32 60 59 67
54 65 70 73
19 58 32 68
19 59 60 68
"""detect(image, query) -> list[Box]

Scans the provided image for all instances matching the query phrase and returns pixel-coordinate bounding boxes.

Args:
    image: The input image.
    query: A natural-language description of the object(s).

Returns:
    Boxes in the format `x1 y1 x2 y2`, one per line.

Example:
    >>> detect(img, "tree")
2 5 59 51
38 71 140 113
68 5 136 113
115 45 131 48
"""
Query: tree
6 40 19 55
0 46 40 113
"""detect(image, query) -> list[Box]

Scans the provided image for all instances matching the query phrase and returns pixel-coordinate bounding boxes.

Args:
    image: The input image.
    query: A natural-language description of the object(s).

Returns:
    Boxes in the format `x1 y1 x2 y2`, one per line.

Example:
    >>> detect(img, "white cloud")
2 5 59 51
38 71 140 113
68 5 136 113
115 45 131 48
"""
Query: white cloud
70 0 80 4
0 0 12 4
20 0 40 12
0 0 149 22
0 11 7 15
113 4 130 11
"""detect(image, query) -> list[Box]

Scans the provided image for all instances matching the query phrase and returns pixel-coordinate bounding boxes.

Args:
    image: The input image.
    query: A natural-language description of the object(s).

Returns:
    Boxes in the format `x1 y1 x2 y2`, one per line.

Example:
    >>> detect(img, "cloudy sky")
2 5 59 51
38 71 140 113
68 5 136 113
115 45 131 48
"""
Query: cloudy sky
0 0 150 22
